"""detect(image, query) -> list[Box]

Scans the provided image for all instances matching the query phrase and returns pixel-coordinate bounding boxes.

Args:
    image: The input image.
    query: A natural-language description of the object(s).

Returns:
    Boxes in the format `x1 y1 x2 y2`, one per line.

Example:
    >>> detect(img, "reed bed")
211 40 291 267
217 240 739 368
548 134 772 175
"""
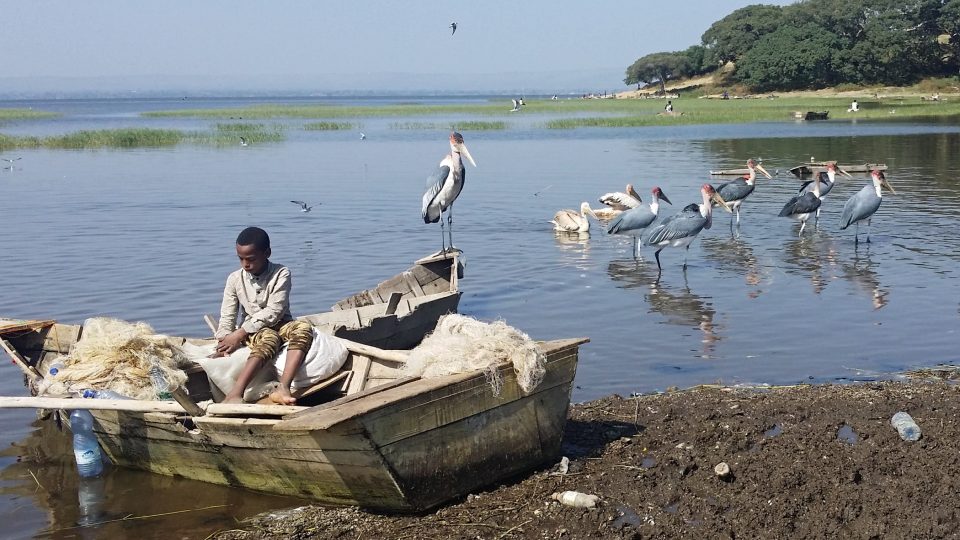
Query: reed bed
0 108 57 122
303 121 353 131
143 102 510 119
0 124 285 150
390 120 507 131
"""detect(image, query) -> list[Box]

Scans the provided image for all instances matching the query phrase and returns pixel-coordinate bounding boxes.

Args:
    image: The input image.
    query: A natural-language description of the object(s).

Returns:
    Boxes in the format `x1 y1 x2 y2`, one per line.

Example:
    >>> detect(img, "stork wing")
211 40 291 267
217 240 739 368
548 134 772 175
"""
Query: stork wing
607 205 656 234
421 164 451 223
598 192 640 211
779 193 821 217
643 208 705 246
839 185 881 230
716 179 751 202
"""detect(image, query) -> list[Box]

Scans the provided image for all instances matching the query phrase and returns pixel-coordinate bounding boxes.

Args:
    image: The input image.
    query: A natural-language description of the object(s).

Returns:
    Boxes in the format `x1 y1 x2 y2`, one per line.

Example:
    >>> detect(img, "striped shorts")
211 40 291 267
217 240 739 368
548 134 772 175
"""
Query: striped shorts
247 319 314 361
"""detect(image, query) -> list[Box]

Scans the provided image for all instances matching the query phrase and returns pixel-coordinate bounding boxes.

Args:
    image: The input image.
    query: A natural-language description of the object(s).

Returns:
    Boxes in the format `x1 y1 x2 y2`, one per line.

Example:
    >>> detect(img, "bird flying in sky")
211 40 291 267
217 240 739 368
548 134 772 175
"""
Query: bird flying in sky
449 22 457 35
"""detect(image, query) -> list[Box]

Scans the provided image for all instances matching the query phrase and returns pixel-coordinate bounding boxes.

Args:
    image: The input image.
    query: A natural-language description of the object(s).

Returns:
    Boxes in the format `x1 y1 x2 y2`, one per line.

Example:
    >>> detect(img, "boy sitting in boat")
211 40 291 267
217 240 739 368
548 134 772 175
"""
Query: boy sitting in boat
212 227 313 405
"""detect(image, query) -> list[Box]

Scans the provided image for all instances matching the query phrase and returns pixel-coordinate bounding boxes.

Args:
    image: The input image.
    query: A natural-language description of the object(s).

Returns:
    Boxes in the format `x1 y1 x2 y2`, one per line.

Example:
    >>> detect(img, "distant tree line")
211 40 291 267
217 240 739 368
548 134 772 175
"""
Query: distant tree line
625 0 960 92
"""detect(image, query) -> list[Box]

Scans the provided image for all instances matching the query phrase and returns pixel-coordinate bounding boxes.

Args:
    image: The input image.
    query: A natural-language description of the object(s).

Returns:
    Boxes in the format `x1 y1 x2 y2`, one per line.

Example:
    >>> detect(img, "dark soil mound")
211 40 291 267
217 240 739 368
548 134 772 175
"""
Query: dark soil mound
215 381 960 539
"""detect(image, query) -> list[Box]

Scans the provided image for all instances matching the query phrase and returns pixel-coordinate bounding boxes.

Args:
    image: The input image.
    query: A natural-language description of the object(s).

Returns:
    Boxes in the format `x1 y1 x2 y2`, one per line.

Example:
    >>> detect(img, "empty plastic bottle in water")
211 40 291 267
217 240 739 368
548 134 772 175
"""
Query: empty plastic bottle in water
82 389 130 400
70 409 103 477
891 411 921 441
77 475 107 526
48 362 65 376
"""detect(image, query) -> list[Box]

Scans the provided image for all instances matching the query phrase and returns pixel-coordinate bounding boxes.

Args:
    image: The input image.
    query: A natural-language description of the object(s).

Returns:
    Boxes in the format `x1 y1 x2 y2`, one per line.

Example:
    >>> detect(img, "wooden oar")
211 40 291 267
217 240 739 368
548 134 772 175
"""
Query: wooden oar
0 338 43 383
0 396 306 416
202 315 409 363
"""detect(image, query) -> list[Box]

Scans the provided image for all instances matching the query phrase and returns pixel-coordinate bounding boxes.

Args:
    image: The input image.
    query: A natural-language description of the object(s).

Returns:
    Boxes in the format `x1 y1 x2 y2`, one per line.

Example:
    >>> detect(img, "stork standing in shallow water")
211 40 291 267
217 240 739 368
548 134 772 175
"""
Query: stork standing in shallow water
778 174 822 237
644 184 730 277
550 202 597 233
607 187 672 258
713 158 772 223
797 162 852 220
839 170 895 245
421 132 477 253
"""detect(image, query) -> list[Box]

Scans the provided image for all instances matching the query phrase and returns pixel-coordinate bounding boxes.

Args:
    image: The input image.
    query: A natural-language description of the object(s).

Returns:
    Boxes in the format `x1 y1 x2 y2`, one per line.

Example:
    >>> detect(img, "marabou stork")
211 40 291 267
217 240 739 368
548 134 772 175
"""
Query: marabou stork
797 162 852 220
644 184 730 276
421 132 477 253
607 186 672 258
713 158 772 223
839 170 895 245
778 174 822 237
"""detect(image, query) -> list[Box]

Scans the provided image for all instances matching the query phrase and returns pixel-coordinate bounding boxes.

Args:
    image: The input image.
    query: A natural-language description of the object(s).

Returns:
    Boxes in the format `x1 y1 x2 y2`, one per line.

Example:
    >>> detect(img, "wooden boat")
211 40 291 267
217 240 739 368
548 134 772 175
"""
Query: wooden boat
788 162 888 178
307 251 462 350
0 313 588 511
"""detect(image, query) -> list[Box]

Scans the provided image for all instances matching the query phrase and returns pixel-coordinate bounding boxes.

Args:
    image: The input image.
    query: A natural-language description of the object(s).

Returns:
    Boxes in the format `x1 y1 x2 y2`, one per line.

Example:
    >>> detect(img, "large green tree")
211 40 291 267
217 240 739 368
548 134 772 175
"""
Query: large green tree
735 23 845 91
623 52 692 93
701 4 784 66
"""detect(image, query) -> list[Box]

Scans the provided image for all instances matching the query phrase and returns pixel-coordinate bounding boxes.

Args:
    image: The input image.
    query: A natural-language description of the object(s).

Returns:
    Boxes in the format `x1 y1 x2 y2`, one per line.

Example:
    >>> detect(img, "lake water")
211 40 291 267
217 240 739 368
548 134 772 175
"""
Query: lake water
2 96 959 538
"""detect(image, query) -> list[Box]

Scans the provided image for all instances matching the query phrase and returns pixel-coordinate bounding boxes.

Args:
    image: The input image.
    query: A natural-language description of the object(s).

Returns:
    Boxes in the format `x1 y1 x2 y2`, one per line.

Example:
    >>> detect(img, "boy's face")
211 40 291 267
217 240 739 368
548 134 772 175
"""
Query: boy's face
236 243 270 275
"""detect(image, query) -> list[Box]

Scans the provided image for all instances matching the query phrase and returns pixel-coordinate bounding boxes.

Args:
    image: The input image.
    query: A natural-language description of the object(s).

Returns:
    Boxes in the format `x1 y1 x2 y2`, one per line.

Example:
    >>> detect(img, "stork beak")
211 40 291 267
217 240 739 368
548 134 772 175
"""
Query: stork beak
756 164 772 179
837 167 853 178
659 191 673 205
459 143 477 167
881 178 895 194
712 192 732 212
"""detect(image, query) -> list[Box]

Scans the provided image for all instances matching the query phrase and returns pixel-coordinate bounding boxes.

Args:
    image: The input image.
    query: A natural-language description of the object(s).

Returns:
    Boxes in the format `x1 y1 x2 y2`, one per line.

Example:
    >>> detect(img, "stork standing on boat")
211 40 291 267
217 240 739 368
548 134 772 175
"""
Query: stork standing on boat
797 162 852 220
839 170 895 245
644 184 730 276
713 158 772 223
778 174 822 237
422 132 477 254
550 202 597 233
607 186 672 258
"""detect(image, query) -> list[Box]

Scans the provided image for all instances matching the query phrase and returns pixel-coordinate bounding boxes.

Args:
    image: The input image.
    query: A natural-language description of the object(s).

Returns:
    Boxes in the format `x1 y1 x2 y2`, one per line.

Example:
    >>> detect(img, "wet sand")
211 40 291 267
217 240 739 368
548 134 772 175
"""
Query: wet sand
213 379 960 539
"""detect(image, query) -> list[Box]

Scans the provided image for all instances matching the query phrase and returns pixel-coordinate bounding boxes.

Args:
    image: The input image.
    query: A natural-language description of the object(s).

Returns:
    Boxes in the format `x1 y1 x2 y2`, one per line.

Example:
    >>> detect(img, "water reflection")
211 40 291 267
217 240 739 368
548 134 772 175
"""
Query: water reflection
841 249 890 310
607 259 722 358
0 419 303 539
699 233 768 298
781 234 841 295
553 231 591 269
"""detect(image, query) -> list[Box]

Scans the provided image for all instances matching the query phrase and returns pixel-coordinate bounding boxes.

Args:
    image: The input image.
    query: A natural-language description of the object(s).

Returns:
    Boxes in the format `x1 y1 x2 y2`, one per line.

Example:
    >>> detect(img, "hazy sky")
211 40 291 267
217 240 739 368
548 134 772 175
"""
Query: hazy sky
3 1 794 92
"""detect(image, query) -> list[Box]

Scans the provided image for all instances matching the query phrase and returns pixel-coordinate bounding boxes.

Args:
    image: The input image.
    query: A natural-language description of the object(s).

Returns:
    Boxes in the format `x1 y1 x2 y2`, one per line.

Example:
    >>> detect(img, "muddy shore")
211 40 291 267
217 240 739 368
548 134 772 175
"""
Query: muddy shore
214 380 960 539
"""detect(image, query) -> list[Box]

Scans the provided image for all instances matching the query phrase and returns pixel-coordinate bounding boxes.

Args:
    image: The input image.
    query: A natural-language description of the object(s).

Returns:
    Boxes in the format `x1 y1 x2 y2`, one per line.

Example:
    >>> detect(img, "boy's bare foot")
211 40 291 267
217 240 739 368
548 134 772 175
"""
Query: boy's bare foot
221 395 244 404
269 387 297 406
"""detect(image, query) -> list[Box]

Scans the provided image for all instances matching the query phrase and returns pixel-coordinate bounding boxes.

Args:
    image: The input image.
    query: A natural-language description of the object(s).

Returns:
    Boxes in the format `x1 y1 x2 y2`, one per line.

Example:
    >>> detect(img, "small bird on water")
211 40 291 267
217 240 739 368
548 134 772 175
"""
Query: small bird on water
290 200 317 213
449 22 457 35
240 136 248 147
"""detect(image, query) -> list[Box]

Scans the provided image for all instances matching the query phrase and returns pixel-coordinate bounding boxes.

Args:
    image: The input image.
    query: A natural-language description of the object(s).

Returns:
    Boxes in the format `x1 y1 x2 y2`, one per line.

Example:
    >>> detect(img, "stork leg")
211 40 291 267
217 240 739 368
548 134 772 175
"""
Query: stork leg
866 218 871 243
799 220 806 237
854 222 859 245
654 248 664 279
735 207 741 224
439 208 448 252
682 245 691 269
447 205 455 250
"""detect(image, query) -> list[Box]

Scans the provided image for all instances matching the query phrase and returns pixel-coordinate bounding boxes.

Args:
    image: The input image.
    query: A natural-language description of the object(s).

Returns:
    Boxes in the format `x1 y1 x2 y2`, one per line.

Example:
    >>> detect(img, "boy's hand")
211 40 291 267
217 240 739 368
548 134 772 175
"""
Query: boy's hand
215 328 249 356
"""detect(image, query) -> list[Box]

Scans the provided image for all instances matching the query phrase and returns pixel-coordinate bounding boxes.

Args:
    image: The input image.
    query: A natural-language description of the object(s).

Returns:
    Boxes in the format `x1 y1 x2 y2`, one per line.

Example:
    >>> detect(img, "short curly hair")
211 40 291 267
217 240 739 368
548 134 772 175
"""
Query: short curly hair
236 227 270 252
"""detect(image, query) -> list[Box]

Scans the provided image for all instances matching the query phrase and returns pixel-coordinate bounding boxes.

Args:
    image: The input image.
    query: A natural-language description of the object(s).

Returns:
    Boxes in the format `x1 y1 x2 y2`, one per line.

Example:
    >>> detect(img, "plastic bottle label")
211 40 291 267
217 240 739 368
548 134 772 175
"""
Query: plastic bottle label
75 448 98 466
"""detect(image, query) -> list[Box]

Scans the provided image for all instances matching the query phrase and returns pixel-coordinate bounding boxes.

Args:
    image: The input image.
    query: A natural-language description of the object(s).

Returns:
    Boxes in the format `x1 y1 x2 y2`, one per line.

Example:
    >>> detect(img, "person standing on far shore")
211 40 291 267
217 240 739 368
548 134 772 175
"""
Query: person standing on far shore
665 100 674 112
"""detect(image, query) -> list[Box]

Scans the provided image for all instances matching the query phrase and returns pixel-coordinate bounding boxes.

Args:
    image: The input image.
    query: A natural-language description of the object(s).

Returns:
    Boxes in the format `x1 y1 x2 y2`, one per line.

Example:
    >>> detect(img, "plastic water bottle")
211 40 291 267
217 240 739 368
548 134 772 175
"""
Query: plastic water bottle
48 361 65 376
149 365 172 400
69 409 104 477
551 490 599 508
82 389 130 400
77 476 107 526
891 411 921 441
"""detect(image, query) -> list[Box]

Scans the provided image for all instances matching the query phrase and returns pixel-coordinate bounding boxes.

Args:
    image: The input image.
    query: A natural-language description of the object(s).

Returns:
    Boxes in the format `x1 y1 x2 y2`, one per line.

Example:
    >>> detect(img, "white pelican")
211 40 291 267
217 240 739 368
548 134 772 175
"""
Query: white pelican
550 202 597 233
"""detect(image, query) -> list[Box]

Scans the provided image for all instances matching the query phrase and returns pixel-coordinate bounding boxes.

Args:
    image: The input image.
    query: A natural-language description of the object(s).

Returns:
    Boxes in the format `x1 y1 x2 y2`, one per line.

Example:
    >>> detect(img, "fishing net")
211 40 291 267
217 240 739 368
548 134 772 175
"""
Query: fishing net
37 317 188 400
402 314 546 395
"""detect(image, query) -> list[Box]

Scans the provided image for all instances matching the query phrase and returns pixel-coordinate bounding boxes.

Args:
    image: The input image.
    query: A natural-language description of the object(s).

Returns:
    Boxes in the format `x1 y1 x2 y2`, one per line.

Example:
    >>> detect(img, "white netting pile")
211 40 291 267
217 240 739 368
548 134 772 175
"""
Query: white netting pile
37 317 188 400
402 314 545 395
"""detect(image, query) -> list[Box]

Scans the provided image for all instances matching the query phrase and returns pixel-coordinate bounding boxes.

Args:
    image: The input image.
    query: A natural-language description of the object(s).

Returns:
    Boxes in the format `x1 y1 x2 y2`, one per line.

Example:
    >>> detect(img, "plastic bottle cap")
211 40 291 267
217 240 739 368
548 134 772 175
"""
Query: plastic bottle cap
49 368 59 375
